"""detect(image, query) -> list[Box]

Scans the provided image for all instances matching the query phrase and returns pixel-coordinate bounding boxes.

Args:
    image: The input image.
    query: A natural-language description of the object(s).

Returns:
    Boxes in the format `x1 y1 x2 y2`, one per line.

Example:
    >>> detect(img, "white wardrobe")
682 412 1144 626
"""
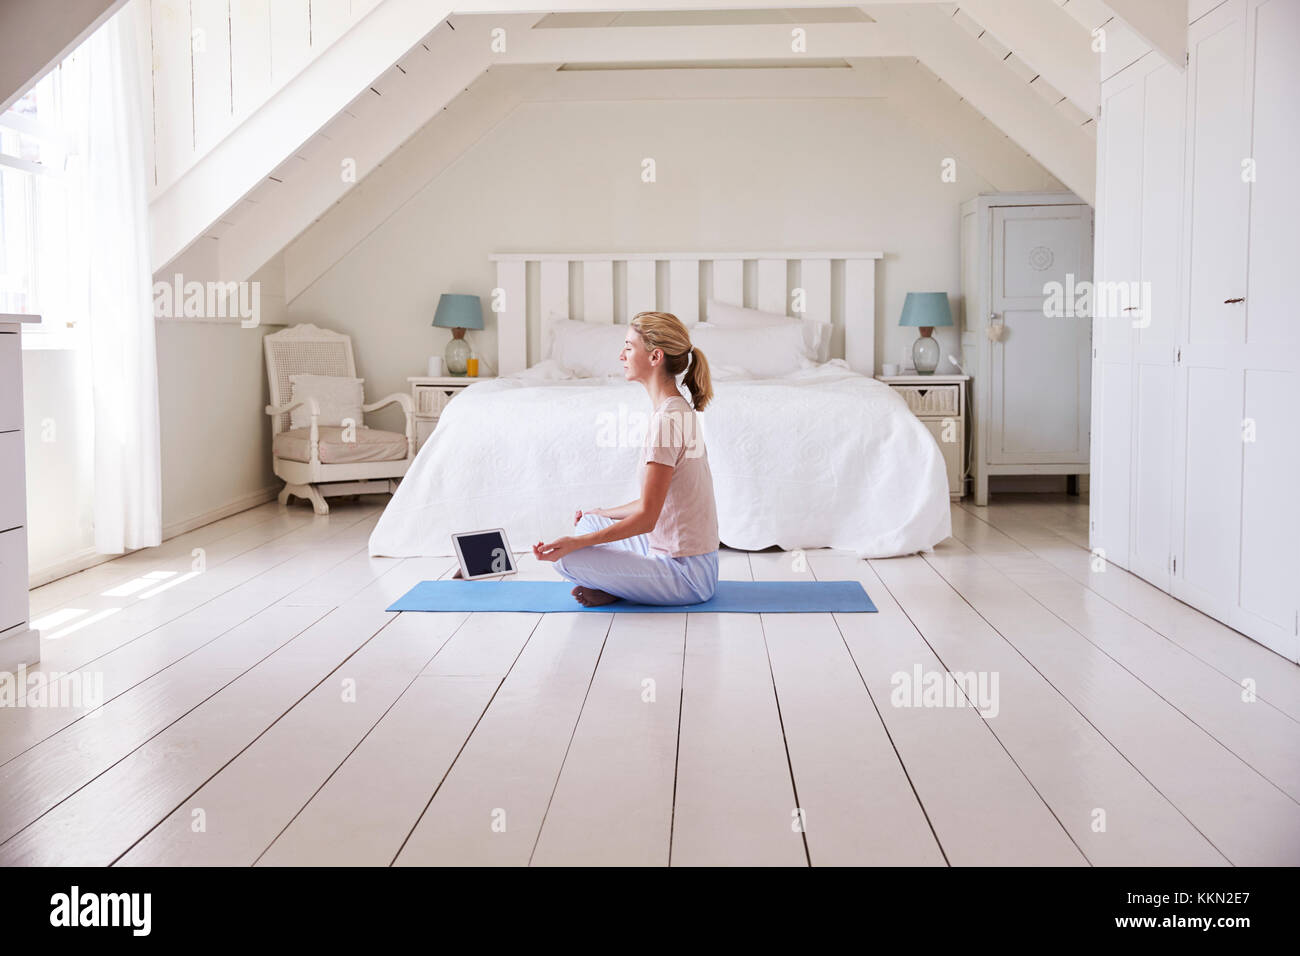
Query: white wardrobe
1091 0 1299 663
960 193 1094 506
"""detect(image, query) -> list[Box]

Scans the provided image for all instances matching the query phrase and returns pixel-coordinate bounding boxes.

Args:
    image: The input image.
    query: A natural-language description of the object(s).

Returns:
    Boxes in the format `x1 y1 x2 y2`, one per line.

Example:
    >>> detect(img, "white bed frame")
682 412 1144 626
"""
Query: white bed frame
489 251 884 376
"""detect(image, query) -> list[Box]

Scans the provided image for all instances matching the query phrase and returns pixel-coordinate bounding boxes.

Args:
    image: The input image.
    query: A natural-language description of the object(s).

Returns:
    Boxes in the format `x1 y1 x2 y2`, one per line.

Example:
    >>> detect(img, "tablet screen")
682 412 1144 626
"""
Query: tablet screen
455 530 515 578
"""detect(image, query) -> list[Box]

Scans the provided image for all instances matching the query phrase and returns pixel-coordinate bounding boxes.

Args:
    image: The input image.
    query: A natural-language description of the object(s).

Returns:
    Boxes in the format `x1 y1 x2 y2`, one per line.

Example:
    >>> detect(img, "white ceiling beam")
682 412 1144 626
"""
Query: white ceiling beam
1102 0 1187 70
953 0 1099 115
487 22 906 64
221 15 541 289
1055 0 1113 31
873 58 1067 192
869 4 1095 203
0 0 126 113
150 0 462 272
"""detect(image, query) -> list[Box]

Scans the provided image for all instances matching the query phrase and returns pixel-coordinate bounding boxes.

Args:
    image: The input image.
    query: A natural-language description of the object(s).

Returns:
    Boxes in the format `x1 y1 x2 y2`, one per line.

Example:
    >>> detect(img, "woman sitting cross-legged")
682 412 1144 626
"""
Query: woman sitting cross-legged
532 310 720 607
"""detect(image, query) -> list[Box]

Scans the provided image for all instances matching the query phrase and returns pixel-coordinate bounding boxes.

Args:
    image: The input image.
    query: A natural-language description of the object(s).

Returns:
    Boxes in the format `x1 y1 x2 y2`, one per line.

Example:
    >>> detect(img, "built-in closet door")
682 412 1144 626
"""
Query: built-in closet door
1091 55 1185 588
1090 66 1144 570
1129 59 1187 590
1233 0 1299 658
1174 0 1299 661
1173 0 1249 621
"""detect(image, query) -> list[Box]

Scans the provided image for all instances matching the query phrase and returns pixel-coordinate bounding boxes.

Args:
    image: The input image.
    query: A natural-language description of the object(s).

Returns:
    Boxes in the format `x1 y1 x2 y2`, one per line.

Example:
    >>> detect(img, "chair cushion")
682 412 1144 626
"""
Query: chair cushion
288 374 365 429
273 426 409 464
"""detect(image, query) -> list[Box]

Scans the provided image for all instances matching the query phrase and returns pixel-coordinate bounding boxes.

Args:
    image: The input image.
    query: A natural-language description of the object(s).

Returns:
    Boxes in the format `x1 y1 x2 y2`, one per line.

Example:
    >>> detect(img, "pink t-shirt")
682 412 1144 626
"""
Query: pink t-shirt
637 394 720 557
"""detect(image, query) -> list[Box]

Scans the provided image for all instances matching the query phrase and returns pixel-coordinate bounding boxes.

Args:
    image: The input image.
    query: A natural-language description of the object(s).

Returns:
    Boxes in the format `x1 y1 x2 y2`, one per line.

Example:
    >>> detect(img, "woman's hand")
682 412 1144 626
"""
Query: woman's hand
574 507 602 525
534 536 581 562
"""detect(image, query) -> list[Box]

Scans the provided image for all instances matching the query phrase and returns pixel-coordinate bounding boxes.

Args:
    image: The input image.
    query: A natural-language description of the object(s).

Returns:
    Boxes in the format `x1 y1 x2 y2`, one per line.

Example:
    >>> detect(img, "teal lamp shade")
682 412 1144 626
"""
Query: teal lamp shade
899 292 953 375
432 294 484 376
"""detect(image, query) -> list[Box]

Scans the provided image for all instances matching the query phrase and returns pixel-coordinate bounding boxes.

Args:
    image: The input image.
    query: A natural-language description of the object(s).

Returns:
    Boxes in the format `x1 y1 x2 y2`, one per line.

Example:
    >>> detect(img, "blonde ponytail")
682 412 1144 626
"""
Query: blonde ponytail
682 346 713 412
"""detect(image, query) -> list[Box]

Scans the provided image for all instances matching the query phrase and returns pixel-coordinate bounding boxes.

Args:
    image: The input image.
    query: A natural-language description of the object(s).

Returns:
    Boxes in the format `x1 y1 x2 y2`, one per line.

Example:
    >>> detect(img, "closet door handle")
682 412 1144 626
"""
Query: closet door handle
1224 297 1245 304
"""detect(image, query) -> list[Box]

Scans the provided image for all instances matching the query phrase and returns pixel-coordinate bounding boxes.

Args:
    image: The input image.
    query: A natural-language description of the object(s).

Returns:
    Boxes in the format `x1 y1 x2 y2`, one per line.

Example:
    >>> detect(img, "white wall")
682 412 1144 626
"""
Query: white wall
287 95 1064 433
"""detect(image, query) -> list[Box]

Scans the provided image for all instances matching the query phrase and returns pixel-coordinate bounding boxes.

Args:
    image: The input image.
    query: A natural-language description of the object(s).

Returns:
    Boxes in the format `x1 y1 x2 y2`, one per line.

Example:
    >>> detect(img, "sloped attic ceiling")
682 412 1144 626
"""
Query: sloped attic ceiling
152 0 1113 289
0 0 126 112
278 56 1069 304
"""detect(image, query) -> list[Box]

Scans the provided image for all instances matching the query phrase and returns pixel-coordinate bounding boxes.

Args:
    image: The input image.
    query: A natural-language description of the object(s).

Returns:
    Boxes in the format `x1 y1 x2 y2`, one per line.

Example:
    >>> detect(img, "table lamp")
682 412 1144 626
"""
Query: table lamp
899 292 953 375
432 293 484 376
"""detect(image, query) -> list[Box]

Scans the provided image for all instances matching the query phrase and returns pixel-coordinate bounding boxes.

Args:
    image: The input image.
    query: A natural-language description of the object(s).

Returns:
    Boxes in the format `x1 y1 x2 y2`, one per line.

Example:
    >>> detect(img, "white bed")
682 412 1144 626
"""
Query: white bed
368 251 953 559
368 361 950 558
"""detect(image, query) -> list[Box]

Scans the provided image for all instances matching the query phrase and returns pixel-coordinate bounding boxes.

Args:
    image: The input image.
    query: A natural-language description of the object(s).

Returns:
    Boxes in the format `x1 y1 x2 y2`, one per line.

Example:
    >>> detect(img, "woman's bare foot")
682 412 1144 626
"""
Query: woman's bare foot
571 585 618 607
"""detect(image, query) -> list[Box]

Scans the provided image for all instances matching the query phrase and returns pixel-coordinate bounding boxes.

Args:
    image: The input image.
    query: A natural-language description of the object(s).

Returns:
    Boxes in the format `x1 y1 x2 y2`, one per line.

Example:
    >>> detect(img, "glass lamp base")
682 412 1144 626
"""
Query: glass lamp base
444 336 471 376
912 334 940 375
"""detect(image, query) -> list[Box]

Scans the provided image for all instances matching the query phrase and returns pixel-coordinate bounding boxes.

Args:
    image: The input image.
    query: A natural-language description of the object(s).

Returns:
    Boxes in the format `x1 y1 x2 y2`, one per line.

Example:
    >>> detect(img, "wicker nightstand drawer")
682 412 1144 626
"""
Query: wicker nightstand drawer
415 386 459 417
893 384 960 417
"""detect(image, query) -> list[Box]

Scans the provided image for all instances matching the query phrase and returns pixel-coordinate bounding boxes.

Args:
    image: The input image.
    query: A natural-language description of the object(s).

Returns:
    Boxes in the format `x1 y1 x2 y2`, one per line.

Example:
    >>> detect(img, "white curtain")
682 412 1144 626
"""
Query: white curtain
66 7 162 553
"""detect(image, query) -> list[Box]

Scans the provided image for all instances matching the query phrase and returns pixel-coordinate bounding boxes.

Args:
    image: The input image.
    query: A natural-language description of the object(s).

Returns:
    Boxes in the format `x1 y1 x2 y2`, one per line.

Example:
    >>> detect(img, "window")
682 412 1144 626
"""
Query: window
0 53 88 349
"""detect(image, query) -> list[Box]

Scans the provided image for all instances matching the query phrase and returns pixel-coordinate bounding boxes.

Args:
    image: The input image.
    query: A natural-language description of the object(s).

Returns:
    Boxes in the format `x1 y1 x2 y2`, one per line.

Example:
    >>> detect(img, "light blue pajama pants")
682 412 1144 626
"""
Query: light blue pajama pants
554 513 719 606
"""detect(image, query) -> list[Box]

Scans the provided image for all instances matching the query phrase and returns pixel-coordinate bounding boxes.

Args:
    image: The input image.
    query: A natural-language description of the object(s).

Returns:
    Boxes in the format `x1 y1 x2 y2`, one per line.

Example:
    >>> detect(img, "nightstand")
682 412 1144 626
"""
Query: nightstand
408 376 489 451
875 373 969 500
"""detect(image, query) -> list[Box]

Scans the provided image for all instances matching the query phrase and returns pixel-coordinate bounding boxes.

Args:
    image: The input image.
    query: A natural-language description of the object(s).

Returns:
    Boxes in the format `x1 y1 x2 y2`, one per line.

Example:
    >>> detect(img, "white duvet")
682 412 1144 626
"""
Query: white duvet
368 360 952 559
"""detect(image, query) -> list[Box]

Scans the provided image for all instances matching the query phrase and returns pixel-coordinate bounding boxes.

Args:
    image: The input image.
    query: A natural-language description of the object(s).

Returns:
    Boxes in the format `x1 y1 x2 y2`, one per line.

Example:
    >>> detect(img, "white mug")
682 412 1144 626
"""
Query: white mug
882 362 900 376
427 355 444 377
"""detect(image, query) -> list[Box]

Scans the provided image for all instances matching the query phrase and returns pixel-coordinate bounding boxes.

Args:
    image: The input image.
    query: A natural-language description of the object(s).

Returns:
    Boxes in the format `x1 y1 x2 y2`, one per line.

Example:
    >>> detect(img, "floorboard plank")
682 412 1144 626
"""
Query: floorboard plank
393 612 612 866
259 611 545 866
0 604 329 842
531 613 685 866
972 549 1300 806
1 515 380 764
116 611 470 865
31 506 380 676
748 550 944 865
920 543 1232 864
808 550 1086 865
27 501 301 616
671 612 807 867
957 501 1300 722
0 606 393 866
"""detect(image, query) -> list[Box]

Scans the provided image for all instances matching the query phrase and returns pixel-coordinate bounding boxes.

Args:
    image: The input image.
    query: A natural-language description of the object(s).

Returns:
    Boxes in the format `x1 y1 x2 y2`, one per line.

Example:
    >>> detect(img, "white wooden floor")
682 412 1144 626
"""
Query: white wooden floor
4 493 1298 866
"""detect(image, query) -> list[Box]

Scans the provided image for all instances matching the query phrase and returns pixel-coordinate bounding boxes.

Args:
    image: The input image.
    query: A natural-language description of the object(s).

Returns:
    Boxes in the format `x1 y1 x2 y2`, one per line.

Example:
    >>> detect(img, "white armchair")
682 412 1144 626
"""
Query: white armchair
264 323 415 515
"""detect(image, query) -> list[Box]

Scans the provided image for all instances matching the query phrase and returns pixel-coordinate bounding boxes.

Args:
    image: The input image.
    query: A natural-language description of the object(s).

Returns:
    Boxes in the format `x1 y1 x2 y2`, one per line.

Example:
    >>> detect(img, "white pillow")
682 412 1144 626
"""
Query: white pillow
288 374 365 430
688 322 815 379
705 299 831 363
548 319 629 378
511 358 575 383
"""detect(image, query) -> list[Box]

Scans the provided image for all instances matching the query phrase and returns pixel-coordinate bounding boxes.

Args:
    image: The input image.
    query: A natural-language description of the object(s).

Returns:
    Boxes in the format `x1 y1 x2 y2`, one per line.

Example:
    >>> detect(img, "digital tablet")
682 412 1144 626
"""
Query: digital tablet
451 529 517 580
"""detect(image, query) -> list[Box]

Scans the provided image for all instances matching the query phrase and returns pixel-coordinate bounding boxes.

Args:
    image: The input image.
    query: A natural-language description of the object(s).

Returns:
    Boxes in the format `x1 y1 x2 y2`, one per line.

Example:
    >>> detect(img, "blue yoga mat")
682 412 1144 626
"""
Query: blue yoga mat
387 579 876 613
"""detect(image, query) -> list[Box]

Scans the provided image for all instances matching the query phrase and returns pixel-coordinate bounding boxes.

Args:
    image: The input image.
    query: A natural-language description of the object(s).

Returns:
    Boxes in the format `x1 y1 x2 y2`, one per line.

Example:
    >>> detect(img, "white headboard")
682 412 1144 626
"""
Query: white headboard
489 251 883 377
